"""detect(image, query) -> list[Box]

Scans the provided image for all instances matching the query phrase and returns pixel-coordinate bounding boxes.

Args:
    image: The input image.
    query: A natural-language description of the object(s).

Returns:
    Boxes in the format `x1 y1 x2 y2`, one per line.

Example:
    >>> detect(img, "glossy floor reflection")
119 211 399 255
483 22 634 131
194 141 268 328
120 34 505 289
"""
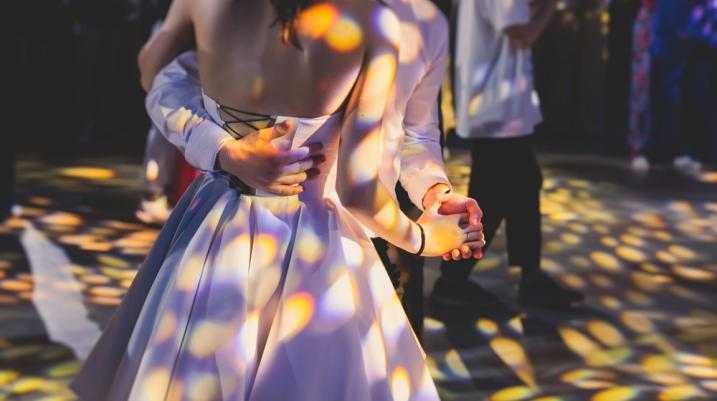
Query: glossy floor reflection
1 152 716 401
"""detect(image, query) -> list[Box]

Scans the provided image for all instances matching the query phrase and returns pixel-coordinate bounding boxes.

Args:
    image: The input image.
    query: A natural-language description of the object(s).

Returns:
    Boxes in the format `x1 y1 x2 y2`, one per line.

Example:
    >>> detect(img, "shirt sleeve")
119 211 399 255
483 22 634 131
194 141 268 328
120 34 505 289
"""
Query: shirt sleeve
481 0 531 32
145 51 233 171
398 16 452 210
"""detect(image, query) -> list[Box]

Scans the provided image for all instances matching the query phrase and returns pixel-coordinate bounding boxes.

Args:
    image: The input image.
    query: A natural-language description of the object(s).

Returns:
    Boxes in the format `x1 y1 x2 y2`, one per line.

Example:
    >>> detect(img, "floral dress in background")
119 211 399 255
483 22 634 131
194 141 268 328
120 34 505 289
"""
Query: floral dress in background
627 0 656 155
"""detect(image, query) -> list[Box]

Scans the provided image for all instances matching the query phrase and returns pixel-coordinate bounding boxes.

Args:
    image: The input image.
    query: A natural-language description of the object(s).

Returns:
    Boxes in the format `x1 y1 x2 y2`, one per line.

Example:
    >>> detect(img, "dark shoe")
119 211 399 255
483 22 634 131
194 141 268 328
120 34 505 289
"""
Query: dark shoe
519 271 584 309
430 276 505 309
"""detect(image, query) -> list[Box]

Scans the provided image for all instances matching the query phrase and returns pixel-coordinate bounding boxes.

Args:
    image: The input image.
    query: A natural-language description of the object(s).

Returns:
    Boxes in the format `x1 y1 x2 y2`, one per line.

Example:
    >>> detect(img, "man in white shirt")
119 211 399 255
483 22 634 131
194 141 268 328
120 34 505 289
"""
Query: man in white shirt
433 0 584 309
140 0 484 336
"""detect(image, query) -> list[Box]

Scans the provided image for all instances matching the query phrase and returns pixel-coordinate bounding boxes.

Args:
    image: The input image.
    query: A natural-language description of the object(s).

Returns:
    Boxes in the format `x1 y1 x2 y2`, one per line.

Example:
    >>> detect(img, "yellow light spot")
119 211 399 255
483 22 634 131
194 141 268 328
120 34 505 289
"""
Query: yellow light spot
89 286 124 298
489 386 538 401
620 311 655 334
166 380 184 401
359 55 397 121
58 167 115 181
641 355 674 373
620 234 644 247
468 95 482 117
325 17 362 53
155 313 177 343
668 245 697 261
445 350 471 379
591 386 639 401
281 292 315 339
476 318 498 336
675 352 713 366
562 273 586 289
390 367 411 401
40 212 83 227
681 366 717 379
658 384 704 400
561 368 615 383
189 374 219 401
253 234 278 270
146 160 160 182
97 254 131 268
0 371 20 386
590 251 622 272
616 246 646 263
142 369 170 400
600 296 622 310
671 265 715 281
176 257 203 291
296 3 338 38
297 230 325 264
490 337 536 387
587 320 626 347
0 280 32 292
47 360 81 378
90 296 122 306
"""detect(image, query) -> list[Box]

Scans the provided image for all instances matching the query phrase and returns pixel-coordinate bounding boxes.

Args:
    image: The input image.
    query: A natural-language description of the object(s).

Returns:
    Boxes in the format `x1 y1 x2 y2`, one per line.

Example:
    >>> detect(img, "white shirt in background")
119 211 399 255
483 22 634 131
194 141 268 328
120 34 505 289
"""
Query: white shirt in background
454 0 543 139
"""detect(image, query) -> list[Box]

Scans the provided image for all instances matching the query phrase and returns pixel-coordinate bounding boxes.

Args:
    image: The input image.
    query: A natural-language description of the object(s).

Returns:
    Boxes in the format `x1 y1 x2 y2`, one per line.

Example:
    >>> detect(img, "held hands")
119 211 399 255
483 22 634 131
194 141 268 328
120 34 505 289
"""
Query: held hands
217 120 325 195
421 184 485 260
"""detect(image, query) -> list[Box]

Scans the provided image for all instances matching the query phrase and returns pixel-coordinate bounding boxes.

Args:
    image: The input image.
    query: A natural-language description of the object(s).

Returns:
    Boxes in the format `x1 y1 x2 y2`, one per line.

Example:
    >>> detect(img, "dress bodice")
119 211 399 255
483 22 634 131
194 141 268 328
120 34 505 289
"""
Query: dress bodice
202 93 344 203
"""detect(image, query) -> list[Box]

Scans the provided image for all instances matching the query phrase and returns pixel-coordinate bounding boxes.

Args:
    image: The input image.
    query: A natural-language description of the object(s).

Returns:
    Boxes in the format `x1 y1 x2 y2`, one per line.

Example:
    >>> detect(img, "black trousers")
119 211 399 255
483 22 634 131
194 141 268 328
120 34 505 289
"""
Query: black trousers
371 185 425 341
440 136 543 282
0 146 15 218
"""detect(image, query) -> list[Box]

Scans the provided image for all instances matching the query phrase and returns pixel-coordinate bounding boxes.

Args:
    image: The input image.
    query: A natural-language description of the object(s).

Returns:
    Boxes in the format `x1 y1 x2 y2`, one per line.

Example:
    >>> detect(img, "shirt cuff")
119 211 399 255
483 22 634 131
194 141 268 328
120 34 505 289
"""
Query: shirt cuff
184 120 234 171
404 172 452 211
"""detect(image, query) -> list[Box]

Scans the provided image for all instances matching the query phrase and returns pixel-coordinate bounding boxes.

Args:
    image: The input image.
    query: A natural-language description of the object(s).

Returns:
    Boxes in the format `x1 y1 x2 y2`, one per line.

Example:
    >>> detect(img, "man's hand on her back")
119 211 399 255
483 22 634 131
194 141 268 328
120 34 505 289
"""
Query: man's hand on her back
217 120 325 195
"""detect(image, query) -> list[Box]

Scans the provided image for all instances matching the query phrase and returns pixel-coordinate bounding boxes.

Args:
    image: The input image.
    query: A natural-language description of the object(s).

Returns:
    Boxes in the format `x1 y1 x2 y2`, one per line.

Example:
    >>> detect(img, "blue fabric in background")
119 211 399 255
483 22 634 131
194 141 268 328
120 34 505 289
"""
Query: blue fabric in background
651 0 696 60
685 0 717 47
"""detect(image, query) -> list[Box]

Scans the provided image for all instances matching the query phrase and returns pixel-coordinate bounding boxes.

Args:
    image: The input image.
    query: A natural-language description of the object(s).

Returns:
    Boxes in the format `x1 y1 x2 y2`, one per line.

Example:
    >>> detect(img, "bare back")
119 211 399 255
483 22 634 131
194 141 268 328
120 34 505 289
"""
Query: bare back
192 0 368 118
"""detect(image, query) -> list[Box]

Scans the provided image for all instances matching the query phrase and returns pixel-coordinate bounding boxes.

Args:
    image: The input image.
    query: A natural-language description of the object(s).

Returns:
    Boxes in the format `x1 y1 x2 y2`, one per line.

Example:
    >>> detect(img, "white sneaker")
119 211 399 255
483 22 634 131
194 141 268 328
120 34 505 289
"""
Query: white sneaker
673 155 702 175
630 155 650 172
135 196 172 225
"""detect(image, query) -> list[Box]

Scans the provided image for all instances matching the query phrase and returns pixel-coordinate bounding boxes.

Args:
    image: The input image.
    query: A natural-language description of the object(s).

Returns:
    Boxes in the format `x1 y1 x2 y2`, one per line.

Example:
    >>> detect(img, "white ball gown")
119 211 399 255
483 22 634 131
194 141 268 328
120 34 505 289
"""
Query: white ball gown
71 94 441 401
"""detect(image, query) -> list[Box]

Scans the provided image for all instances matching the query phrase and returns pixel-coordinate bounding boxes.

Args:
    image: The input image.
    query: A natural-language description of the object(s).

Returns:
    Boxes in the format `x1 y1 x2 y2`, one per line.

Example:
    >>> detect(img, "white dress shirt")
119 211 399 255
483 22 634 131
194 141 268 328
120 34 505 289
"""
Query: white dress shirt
454 0 543 139
145 0 451 209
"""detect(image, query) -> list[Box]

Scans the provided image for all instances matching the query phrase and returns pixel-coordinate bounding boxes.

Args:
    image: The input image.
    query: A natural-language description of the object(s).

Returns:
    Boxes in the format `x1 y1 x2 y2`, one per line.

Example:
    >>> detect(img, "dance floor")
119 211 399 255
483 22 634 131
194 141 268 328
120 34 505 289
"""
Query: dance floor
1 151 716 401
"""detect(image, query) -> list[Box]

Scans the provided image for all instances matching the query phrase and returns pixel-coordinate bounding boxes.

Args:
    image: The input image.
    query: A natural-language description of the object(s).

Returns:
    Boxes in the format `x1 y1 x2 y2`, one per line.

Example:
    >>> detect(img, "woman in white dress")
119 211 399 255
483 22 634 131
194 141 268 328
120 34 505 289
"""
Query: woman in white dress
72 0 481 400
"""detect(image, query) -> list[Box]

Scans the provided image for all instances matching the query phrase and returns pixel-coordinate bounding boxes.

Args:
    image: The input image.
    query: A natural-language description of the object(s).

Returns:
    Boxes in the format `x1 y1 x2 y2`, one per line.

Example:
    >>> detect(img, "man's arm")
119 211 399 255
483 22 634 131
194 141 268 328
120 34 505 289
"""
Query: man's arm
399 17 452 212
146 52 324 195
504 0 557 48
138 0 194 91
399 17 484 259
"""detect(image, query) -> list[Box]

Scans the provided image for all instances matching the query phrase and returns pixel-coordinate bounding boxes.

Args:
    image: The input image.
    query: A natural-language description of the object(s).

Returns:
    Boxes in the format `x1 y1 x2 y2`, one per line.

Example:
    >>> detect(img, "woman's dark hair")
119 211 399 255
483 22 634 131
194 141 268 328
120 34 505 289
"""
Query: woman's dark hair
269 0 311 48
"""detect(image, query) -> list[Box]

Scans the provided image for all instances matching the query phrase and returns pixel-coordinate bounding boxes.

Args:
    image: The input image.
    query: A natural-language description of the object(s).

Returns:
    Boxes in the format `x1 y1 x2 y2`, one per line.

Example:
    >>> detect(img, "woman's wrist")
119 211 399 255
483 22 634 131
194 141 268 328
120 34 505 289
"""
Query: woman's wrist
408 222 424 255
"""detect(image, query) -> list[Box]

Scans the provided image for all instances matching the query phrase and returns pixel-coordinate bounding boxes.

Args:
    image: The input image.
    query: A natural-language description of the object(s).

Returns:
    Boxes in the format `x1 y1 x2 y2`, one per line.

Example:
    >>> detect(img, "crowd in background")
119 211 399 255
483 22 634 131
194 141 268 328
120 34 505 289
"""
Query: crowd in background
4 0 717 220
626 0 717 173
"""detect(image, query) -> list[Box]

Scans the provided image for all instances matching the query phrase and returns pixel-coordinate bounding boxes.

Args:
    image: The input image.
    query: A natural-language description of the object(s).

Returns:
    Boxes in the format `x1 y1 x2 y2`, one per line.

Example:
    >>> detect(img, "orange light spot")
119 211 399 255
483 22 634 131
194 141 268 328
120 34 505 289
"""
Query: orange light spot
325 17 362 53
296 3 338 39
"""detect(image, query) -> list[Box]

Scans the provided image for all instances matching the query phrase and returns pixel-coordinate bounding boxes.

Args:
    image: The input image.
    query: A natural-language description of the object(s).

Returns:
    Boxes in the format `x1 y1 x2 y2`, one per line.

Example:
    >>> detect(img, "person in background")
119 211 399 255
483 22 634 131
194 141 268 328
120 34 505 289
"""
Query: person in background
649 0 703 174
628 0 657 172
134 0 183 225
433 0 584 310
683 0 717 166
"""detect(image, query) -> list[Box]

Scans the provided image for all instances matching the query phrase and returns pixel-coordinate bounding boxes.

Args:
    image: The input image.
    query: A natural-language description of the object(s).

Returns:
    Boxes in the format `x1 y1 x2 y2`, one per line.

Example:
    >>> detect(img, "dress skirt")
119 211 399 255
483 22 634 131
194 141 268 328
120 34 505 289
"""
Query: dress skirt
71 172 440 401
